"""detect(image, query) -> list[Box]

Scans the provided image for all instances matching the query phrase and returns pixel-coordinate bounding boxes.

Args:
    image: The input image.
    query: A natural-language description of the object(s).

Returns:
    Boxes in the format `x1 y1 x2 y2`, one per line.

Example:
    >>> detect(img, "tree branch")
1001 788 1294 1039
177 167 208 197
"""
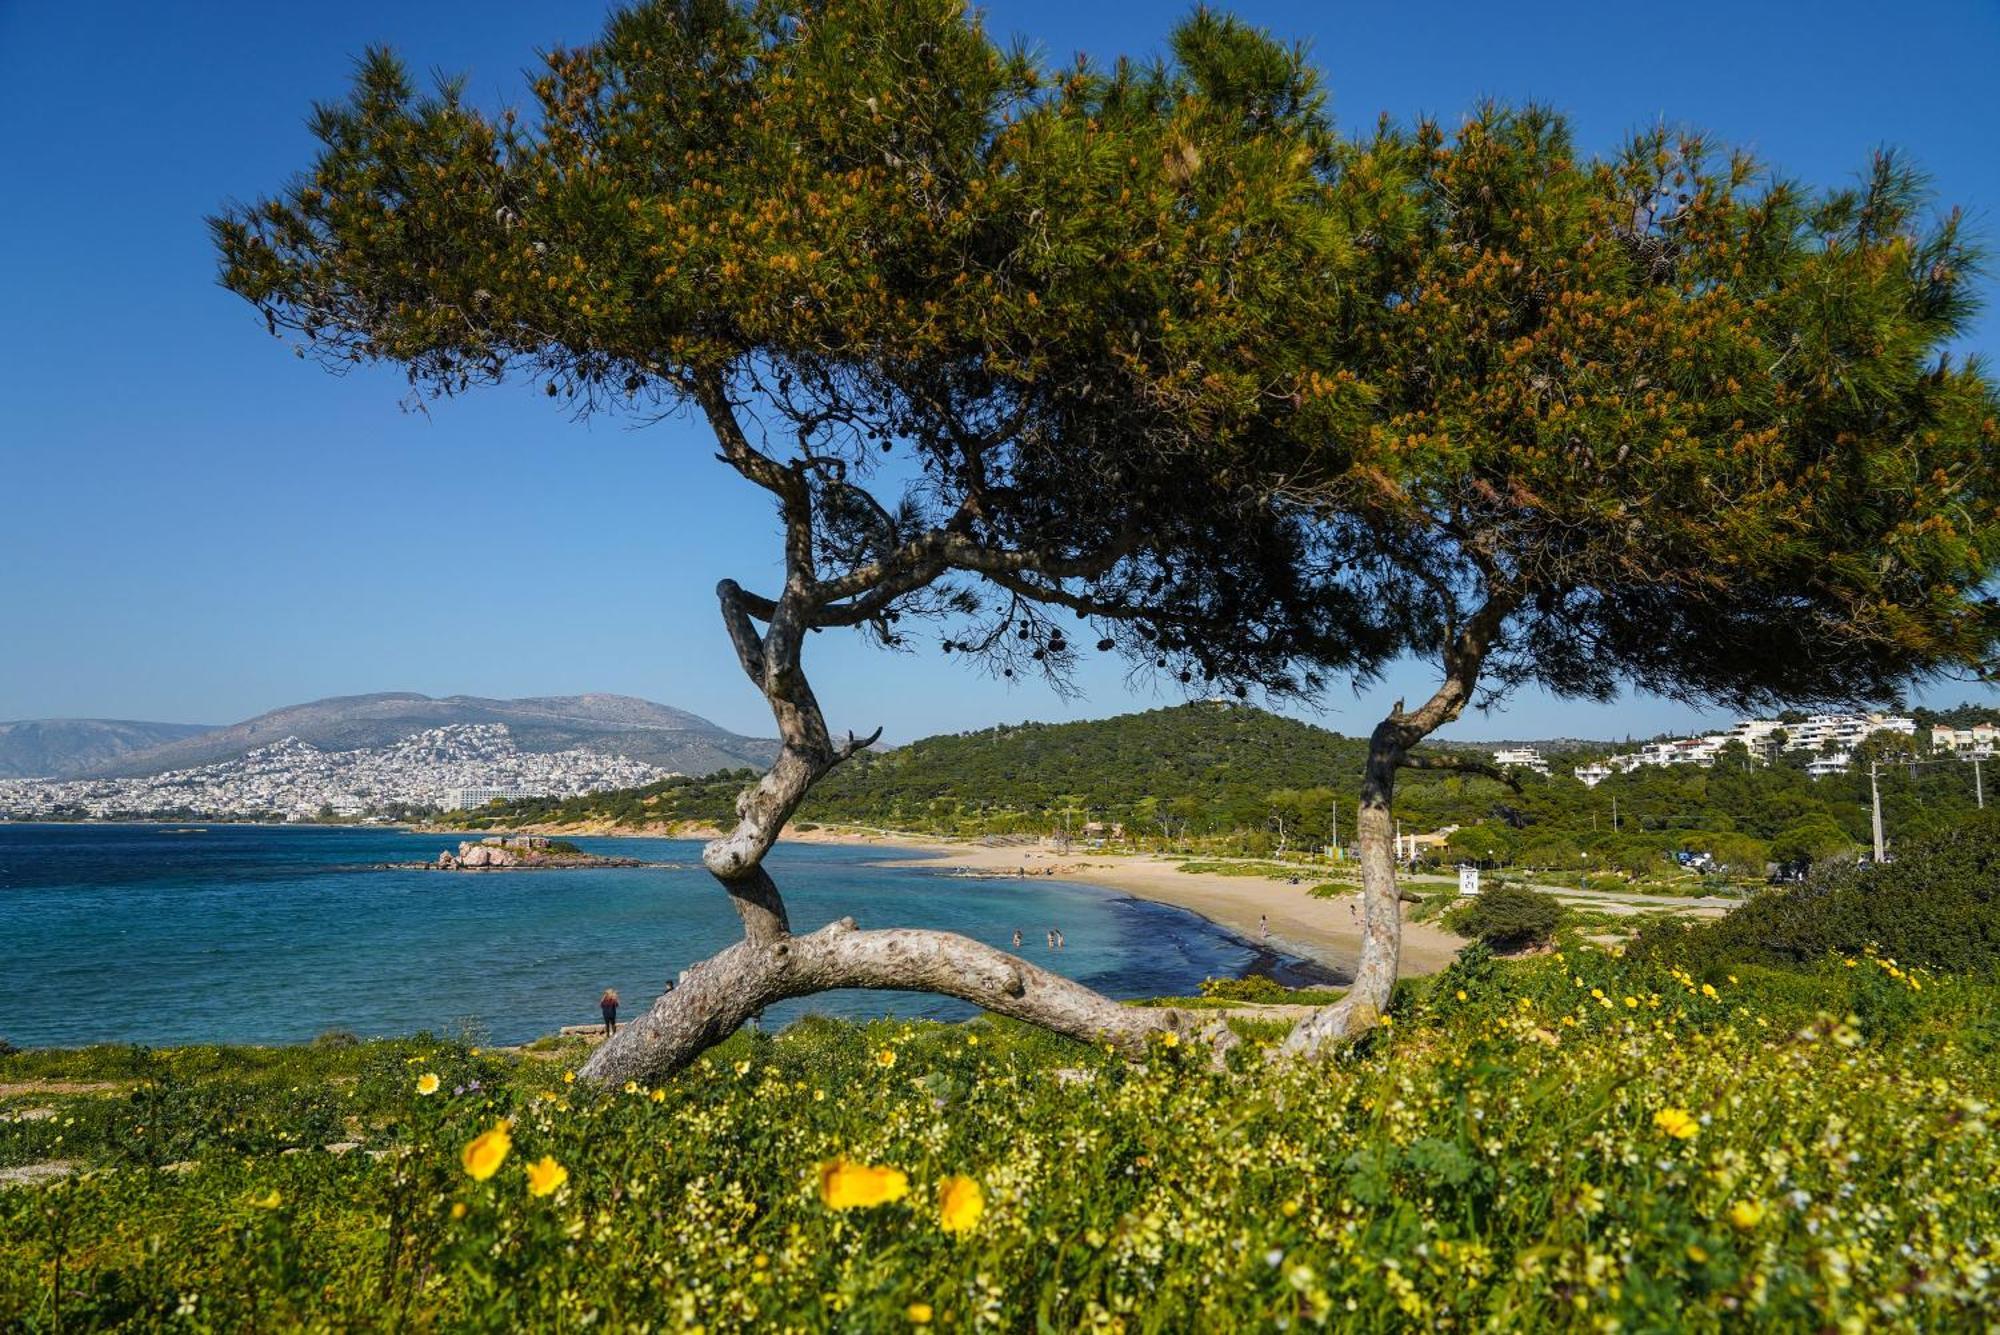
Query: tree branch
1396 751 1523 792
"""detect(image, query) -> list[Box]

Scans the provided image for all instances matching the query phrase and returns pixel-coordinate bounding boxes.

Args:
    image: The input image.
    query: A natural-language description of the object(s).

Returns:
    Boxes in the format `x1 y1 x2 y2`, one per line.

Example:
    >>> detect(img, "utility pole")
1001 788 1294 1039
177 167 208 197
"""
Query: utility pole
1612 795 1619 833
1976 756 1985 811
1869 761 1885 862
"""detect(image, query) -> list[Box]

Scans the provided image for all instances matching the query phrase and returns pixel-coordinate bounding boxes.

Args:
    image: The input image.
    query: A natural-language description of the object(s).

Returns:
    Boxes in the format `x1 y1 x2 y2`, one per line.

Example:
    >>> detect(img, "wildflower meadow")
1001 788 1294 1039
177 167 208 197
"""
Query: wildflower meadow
4 937 1996 1330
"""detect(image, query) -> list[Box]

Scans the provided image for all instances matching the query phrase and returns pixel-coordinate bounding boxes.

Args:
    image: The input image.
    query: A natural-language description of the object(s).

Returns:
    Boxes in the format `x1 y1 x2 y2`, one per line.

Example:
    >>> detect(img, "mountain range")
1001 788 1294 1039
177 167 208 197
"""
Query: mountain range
0 694 775 780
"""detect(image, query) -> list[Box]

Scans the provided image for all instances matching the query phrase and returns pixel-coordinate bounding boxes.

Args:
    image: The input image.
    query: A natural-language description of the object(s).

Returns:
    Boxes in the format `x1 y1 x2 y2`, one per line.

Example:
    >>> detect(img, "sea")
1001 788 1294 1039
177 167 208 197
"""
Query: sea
0 823 1285 1048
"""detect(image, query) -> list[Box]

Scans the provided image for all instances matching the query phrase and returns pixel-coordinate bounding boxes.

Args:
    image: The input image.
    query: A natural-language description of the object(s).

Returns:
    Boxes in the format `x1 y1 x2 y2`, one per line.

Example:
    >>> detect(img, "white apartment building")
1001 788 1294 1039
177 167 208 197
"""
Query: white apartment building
1570 712 1916 781
1492 747 1550 775
445 784 544 810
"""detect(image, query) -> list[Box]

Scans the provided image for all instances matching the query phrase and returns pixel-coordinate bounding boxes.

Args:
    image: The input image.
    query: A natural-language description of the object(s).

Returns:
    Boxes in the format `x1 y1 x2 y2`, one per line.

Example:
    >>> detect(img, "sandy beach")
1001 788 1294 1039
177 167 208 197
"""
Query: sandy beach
787 827 1465 979
481 818 1466 979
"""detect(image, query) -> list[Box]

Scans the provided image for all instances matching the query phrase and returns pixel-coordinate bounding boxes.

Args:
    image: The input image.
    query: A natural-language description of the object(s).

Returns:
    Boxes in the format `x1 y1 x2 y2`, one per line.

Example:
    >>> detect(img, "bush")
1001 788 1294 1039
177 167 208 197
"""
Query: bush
1443 885 1563 950
1637 812 2000 976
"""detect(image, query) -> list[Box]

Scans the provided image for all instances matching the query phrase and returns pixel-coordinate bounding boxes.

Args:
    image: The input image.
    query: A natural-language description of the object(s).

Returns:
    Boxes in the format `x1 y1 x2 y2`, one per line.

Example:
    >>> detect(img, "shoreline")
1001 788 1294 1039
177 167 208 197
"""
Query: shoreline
7 817 1466 981
474 820 1464 980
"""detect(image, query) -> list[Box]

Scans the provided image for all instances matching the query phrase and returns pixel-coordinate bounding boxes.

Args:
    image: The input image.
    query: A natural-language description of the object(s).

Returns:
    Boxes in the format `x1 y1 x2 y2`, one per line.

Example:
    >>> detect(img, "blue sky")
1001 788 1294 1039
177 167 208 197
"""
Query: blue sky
2 1 1996 744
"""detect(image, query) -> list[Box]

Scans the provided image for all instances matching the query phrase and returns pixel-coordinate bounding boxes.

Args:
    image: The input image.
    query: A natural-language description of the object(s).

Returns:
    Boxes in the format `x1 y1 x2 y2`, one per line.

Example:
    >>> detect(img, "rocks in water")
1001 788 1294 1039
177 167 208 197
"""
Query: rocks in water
418 835 643 872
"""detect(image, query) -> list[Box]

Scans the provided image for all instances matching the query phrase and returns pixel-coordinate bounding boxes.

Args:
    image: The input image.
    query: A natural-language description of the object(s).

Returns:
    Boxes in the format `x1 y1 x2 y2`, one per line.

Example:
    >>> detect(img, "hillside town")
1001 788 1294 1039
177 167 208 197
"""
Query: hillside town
0 724 674 822
1487 711 1979 786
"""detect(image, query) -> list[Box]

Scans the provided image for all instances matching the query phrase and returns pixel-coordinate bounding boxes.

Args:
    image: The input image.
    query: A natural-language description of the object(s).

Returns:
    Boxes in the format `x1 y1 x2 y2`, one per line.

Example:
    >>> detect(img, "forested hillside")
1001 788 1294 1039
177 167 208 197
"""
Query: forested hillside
449 702 1993 882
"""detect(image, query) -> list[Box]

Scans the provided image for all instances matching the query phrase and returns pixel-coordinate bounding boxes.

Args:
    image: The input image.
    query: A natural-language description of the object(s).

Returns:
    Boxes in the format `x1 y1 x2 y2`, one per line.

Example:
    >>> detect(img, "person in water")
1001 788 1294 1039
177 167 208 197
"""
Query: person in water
599 987 619 1036
1012 929 1023 950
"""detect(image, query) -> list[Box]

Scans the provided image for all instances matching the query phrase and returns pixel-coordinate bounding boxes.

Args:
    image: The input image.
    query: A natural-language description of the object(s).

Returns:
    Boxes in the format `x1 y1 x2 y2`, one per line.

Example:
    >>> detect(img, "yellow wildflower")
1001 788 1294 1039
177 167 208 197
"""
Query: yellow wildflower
875 1048 898 1069
415 1072 440 1096
524 1155 568 1198
250 1189 282 1209
819 1157 910 1209
450 1201 467 1220
1728 1199 1765 1230
938 1175 985 1234
735 1060 753 1076
906 1303 934 1325
965 1034 979 1046
461 1121 513 1181
1701 983 1719 1000
1159 1029 1180 1048
1654 1107 1700 1141
650 1087 666 1103
563 1070 576 1084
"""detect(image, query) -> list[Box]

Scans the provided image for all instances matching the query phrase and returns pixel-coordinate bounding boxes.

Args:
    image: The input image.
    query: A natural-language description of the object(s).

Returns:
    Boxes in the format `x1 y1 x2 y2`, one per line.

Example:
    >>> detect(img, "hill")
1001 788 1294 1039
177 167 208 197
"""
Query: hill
809 702 1367 831
72 693 775 778
0 719 217 779
453 700 1993 887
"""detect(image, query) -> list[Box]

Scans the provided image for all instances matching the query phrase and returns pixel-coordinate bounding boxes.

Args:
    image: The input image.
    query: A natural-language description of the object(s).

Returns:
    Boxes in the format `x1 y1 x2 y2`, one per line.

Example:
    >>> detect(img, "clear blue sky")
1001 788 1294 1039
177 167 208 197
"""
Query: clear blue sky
2 1 1996 744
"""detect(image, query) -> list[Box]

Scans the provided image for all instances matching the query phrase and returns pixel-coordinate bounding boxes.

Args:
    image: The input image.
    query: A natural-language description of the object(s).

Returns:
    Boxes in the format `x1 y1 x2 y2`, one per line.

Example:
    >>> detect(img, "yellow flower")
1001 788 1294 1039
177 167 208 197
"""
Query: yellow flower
906 1303 934 1325
650 1087 666 1103
1159 1029 1180 1048
563 1071 576 1084
524 1155 568 1198
818 1157 910 1209
938 1175 985 1234
449 1201 467 1220
1701 983 1719 999
623 1081 639 1095
735 1059 753 1076
1728 1199 1765 1230
461 1121 513 1181
1653 1107 1700 1141
875 1048 897 1069
250 1189 282 1209
1455 989 1468 1001
965 1034 979 1046
415 1072 440 1096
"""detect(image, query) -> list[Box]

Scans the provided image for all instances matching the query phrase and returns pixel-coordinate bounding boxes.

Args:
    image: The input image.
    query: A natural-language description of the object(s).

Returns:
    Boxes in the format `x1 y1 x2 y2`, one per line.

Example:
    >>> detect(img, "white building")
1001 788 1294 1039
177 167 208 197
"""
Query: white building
1805 753 1854 780
1492 747 1550 776
1573 763 1612 788
445 784 544 810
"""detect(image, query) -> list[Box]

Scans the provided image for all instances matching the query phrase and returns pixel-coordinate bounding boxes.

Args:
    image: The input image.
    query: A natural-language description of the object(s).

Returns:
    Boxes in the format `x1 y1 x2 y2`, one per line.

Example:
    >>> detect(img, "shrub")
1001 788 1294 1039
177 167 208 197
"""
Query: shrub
1443 885 1563 950
1636 812 2000 976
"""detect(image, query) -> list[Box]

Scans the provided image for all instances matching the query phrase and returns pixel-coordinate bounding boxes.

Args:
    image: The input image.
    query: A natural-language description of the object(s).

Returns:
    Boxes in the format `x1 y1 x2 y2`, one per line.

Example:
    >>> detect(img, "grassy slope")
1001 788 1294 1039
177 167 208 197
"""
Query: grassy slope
4 948 1996 1330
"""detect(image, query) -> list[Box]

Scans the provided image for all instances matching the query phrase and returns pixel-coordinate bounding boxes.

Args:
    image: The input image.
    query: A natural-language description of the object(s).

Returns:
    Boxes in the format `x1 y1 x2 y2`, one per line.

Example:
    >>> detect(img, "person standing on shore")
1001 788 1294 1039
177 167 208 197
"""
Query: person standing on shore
599 987 619 1037
1260 914 1269 942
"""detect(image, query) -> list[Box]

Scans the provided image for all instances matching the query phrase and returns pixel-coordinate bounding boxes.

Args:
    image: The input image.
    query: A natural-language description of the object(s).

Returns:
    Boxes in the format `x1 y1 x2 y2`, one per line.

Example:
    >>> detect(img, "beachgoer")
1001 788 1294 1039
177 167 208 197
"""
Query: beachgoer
1055 928 1065 949
1260 913 1270 941
599 987 619 1036
1012 929 1022 950
1046 929 1055 949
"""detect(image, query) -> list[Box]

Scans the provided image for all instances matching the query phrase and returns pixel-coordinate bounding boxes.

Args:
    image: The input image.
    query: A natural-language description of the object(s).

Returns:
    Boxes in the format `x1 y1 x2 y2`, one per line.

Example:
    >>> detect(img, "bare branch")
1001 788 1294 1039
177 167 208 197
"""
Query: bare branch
1397 751 1523 792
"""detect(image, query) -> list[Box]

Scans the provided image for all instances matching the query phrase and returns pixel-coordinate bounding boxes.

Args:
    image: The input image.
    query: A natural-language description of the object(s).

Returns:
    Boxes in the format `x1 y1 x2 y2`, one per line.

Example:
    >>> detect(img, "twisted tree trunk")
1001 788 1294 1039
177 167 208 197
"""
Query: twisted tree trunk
1280 594 1514 1057
1279 720 1403 1053
580 577 1236 1085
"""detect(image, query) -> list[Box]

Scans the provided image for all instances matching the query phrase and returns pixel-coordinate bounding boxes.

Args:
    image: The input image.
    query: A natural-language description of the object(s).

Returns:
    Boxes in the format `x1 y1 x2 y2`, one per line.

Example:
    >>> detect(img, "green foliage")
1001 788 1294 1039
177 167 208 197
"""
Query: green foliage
1637 814 2000 976
6 961 1999 1328
1444 885 1563 950
1194 976 1345 1005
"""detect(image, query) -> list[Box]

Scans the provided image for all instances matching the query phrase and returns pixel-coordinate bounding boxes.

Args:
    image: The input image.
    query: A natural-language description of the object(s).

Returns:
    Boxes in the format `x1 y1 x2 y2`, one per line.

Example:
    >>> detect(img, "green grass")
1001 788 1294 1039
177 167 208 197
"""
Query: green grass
4 954 1997 1330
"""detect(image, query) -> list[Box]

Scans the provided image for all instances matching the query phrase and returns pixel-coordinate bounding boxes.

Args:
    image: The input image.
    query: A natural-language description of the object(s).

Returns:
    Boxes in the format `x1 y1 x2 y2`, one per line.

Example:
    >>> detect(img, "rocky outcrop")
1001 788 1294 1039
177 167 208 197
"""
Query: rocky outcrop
413 836 646 871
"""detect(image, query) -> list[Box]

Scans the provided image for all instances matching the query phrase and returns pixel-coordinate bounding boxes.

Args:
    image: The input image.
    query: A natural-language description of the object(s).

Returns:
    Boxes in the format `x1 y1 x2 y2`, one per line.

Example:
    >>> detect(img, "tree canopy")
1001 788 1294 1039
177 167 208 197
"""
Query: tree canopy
214 0 2000 1071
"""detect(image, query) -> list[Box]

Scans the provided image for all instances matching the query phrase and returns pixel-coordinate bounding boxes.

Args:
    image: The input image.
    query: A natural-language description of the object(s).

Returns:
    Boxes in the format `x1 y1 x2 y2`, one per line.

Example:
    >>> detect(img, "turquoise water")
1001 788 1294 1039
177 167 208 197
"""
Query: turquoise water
0 824 1271 1047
